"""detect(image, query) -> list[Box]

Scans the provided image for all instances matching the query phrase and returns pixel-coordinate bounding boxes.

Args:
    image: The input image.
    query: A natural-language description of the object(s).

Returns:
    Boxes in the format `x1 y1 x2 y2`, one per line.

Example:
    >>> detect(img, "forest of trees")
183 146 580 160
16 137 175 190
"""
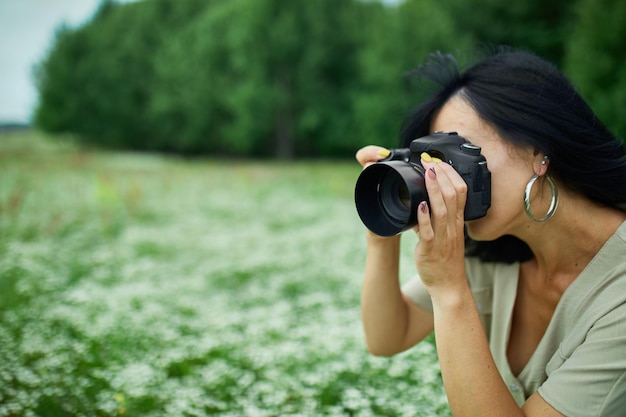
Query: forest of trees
34 0 626 158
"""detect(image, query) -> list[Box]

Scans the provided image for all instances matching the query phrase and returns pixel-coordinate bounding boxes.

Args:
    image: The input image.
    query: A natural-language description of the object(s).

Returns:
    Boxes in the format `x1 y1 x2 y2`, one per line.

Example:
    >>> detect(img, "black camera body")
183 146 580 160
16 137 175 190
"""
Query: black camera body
355 132 491 236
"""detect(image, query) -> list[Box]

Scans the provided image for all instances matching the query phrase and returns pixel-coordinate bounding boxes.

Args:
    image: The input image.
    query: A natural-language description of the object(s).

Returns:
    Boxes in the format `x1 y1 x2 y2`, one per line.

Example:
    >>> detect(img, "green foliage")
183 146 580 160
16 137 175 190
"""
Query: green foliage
351 0 473 149
34 0 626 156
439 0 575 64
563 0 626 140
150 0 364 157
0 131 450 416
35 0 208 149
33 24 89 134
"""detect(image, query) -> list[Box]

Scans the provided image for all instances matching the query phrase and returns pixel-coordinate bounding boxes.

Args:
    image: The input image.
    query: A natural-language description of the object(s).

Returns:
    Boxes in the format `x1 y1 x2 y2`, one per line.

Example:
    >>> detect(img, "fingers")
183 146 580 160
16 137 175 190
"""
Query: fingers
355 146 390 169
416 200 433 241
413 155 468 291
417 157 468 234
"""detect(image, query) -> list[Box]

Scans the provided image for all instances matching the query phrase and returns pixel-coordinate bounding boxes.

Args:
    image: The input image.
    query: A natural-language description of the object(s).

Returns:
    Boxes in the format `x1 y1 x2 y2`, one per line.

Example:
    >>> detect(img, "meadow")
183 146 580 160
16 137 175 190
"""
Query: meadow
0 131 450 417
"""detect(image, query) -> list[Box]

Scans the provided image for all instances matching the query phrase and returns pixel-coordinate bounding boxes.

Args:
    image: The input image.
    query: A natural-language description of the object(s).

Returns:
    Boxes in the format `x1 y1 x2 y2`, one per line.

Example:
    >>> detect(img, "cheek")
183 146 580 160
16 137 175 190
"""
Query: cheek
465 163 527 240
485 153 529 209
492 175 524 208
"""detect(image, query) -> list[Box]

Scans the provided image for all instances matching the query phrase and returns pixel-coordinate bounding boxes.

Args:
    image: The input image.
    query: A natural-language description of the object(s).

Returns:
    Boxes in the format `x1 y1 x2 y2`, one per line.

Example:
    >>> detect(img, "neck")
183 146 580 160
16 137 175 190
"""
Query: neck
516 197 626 284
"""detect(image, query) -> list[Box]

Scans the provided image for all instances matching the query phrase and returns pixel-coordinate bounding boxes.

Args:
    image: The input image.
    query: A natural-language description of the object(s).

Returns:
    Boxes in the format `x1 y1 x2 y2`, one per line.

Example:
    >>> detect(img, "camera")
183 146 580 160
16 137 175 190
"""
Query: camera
354 132 491 236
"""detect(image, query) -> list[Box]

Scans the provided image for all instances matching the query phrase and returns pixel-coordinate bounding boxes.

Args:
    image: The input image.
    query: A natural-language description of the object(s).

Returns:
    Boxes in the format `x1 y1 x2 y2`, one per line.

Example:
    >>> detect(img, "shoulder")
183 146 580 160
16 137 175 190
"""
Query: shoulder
538 300 626 416
537 242 626 416
600 219 626 266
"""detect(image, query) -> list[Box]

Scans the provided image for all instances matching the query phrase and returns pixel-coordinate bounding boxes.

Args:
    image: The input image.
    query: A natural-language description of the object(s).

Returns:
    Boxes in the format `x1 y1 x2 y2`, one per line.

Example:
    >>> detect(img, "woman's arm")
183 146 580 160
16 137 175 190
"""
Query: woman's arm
418 160 564 416
361 231 434 356
356 145 434 356
431 282 563 416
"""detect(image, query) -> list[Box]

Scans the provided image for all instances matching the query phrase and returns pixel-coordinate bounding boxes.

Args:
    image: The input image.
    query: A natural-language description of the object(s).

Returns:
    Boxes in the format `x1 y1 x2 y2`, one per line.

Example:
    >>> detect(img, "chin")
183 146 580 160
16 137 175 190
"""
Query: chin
465 218 502 242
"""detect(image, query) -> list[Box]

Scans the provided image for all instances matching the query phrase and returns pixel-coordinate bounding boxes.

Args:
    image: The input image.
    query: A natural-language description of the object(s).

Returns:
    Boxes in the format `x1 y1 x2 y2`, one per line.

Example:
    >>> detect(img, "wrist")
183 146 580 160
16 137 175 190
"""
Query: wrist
429 280 473 313
366 230 401 244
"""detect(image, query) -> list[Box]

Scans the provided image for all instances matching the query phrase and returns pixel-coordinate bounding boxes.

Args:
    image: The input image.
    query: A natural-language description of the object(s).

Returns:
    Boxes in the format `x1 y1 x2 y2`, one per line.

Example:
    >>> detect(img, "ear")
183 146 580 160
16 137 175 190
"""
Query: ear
532 152 550 176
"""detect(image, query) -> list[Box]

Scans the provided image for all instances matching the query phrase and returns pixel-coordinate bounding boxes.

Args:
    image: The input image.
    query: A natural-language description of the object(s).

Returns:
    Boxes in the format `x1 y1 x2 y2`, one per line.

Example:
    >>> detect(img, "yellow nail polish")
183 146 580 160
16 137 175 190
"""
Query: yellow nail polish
420 152 432 162
431 157 443 163
378 149 391 157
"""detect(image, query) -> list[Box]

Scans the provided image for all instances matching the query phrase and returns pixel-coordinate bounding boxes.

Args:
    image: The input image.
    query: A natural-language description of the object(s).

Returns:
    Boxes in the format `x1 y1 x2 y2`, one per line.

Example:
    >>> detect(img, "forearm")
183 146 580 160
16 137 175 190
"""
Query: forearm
431 286 524 417
360 232 409 355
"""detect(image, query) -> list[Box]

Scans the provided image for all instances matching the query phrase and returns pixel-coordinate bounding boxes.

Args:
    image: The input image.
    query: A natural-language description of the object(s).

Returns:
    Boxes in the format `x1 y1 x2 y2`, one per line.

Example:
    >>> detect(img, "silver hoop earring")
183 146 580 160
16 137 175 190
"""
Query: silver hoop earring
524 174 559 222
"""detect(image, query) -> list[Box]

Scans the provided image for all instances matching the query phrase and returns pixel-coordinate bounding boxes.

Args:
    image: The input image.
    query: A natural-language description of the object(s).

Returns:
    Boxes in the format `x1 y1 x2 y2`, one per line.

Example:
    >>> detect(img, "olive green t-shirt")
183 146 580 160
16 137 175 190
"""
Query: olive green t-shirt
402 221 626 416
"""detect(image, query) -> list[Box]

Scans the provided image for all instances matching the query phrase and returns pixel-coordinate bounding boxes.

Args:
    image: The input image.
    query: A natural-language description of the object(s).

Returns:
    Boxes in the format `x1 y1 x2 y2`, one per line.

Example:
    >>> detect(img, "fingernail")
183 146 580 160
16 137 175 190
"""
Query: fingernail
420 152 432 162
431 157 443 164
378 149 391 157
419 201 428 214
428 167 437 180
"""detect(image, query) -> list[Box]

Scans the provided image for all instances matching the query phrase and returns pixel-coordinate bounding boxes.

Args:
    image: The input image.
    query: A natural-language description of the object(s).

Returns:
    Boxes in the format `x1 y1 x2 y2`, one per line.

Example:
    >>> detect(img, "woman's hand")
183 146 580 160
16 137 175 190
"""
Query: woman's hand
355 145 390 169
414 154 468 299
355 145 396 241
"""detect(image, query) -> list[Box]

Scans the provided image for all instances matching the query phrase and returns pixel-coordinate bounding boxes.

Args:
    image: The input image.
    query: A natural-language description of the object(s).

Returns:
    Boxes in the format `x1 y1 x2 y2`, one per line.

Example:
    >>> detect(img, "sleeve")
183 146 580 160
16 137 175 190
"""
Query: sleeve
537 302 626 417
400 257 496 314
401 275 433 312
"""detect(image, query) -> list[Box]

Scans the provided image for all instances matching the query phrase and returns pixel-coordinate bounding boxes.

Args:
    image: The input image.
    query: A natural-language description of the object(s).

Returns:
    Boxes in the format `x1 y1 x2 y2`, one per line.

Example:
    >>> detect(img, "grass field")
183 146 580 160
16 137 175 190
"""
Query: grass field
0 131 450 417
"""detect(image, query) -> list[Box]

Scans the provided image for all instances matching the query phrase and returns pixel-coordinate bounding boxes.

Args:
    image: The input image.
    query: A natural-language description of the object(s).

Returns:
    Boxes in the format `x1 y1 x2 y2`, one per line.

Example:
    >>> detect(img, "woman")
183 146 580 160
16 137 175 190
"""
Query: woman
356 50 626 416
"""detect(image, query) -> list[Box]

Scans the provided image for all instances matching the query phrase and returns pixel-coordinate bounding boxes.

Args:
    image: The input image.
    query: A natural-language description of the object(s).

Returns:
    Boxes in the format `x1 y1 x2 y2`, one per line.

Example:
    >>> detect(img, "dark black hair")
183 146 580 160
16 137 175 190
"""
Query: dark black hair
401 49 626 263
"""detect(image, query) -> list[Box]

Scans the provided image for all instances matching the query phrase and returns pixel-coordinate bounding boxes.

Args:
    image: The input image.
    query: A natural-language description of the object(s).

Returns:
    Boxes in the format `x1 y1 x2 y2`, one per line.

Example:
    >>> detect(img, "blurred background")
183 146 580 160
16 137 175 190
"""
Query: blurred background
1 1 625 415
2 0 625 158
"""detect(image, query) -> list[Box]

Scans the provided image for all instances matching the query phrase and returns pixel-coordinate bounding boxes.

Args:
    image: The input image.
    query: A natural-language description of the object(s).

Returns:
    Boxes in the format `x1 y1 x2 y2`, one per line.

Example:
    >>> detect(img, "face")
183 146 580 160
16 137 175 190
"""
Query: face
430 96 536 241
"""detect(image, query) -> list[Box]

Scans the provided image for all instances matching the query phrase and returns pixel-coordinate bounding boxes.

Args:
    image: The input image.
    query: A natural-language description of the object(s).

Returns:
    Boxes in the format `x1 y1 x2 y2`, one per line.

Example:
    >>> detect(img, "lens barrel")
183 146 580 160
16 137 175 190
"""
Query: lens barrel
355 161 427 236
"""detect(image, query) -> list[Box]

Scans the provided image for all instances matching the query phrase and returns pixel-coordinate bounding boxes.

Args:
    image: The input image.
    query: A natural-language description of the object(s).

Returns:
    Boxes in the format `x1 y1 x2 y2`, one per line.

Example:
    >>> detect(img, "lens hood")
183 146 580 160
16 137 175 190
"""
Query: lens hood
355 160 427 236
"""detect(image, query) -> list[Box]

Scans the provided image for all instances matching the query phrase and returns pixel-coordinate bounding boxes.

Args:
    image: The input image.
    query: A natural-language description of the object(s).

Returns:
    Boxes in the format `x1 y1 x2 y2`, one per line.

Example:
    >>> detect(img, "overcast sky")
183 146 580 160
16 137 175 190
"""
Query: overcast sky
0 0 107 124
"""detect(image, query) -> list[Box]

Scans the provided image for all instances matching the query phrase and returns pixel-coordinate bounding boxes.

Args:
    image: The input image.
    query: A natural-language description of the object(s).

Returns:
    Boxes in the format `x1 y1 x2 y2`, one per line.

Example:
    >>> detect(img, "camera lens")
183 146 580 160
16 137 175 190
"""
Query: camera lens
355 161 427 236
379 171 411 224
